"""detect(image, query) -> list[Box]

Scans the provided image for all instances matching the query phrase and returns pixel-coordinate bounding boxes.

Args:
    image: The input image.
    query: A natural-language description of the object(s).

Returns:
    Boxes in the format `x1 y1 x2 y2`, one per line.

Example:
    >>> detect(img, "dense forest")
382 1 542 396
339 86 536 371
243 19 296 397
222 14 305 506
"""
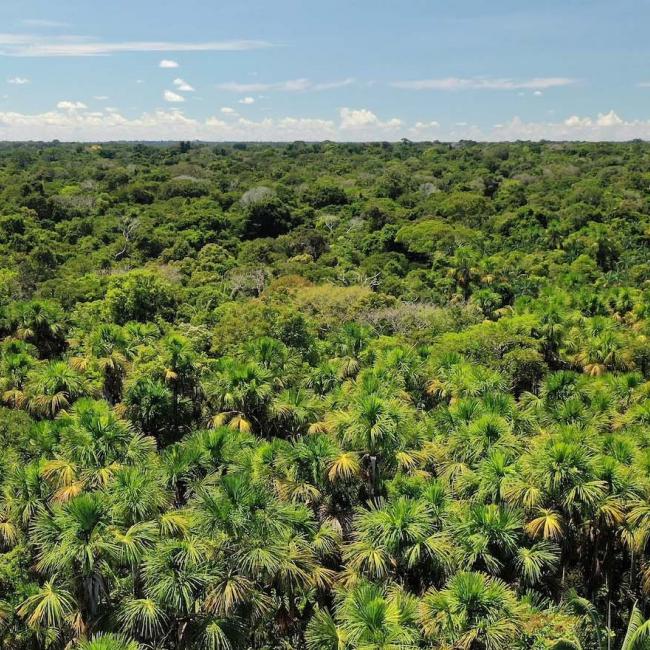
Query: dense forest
1 139 650 649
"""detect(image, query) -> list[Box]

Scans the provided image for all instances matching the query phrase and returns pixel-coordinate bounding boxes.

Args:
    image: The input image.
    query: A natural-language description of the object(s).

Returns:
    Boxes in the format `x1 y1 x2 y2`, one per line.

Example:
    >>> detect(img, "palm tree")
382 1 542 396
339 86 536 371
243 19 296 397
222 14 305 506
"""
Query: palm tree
269 387 321 437
123 376 174 443
515 541 560 586
534 297 570 365
161 442 204 506
118 597 167 643
427 356 507 405
157 333 202 434
273 432 338 506
30 492 116 630
17 579 76 633
70 324 132 404
142 537 210 647
77 633 140 650
566 324 635 376
419 571 523 650
108 467 168 527
307 581 420 650
447 246 480 300
307 360 343 395
44 398 157 496
0 340 35 408
345 496 454 586
247 336 291 375
6 300 66 358
204 358 273 433
328 393 417 496
306 607 347 650
331 323 370 379
475 450 517 503
452 504 523 575
448 412 517 468
620 602 650 650
25 360 94 418
3 459 52 525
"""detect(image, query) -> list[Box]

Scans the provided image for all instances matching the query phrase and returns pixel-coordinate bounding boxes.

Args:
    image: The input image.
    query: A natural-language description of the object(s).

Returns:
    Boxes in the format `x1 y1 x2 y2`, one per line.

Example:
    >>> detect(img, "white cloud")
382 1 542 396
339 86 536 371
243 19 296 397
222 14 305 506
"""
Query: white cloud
312 77 356 91
216 79 308 93
339 107 402 132
238 96 255 104
564 115 592 127
533 90 543 96
410 120 440 132
562 110 623 129
93 95 109 100
637 82 650 88
339 107 379 129
413 120 440 128
0 106 337 141
407 120 441 138
0 35 272 57
216 78 354 93
596 109 623 126
205 117 228 128
221 107 236 114
391 76 576 91
173 78 195 91
160 59 179 68
489 111 648 140
163 90 185 103
0 104 646 143
56 100 87 110
7 76 29 84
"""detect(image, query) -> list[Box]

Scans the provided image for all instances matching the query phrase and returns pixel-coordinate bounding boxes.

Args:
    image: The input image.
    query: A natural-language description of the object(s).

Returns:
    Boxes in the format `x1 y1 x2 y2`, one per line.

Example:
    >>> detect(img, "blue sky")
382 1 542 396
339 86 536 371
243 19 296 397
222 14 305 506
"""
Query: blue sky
0 0 648 140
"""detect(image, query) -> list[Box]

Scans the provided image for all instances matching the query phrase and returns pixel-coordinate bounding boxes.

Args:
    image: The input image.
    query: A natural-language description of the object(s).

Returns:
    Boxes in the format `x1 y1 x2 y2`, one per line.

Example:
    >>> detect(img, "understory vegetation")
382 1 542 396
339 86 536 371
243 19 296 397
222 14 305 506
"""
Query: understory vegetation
1 140 650 649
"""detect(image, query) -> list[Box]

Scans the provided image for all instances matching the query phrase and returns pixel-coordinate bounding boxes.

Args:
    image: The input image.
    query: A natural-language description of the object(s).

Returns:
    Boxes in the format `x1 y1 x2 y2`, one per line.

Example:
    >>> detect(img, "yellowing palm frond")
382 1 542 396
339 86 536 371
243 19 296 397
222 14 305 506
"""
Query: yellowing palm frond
328 452 361 482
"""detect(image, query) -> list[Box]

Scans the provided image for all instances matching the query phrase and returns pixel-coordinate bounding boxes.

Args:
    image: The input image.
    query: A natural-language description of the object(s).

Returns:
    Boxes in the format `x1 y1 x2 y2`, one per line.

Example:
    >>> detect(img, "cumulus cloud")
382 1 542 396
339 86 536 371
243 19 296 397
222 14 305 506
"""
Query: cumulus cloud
596 109 623 126
391 76 576 91
339 108 378 129
0 103 399 140
56 100 87 110
414 120 440 129
564 115 592 128
0 105 337 141
173 78 195 91
160 59 179 68
408 120 441 135
163 90 185 103
216 78 354 93
238 96 255 104
0 34 272 57
0 103 647 143
489 110 648 140
339 107 402 131
7 76 29 84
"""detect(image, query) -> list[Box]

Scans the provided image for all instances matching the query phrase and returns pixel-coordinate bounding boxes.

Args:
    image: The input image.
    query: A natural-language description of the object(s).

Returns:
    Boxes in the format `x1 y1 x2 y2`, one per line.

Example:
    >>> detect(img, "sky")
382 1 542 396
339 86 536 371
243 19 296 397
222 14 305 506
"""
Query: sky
0 0 649 141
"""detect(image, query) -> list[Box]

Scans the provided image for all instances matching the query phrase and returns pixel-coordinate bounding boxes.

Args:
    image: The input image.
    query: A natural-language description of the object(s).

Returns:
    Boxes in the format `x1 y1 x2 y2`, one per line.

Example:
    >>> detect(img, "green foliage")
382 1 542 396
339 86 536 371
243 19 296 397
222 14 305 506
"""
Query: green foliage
0 141 649 649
